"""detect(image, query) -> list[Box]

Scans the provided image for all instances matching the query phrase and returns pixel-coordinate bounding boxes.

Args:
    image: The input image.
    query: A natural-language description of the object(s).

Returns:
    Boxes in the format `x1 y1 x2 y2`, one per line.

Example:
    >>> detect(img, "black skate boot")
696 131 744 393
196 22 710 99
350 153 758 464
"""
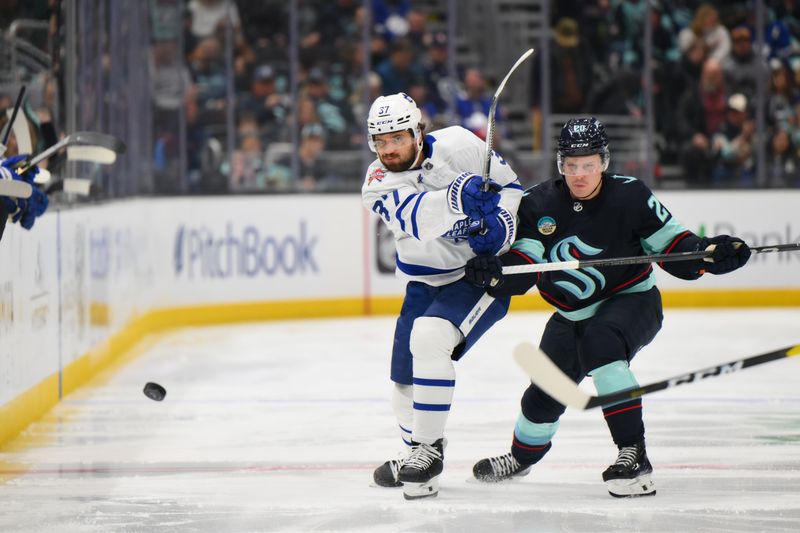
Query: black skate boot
472 452 532 482
373 459 404 487
602 440 656 497
398 439 444 500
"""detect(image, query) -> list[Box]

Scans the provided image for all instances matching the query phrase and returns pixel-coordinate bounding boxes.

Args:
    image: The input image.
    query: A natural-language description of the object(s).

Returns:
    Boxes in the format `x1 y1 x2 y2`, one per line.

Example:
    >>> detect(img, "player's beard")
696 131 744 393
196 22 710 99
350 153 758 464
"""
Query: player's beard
380 144 418 172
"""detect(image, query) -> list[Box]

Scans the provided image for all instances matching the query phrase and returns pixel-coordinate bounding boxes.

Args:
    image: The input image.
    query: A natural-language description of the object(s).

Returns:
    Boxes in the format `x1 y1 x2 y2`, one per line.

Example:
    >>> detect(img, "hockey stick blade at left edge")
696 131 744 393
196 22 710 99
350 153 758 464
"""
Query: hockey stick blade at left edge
514 342 800 410
0 179 32 199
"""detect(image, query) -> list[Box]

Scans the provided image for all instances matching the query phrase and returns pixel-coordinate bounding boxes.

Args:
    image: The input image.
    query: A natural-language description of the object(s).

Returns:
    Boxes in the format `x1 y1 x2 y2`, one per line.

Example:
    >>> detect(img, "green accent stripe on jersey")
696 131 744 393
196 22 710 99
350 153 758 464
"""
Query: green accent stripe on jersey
641 216 687 254
512 238 546 263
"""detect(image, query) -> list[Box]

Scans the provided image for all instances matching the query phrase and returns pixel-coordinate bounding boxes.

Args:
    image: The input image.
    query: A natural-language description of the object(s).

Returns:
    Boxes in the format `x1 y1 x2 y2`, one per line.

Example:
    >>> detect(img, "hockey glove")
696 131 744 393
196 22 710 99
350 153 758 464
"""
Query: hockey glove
464 254 504 288
447 172 502 219
1 155 46 230
1 154 39 183
702 235 751 274
467 208 515 256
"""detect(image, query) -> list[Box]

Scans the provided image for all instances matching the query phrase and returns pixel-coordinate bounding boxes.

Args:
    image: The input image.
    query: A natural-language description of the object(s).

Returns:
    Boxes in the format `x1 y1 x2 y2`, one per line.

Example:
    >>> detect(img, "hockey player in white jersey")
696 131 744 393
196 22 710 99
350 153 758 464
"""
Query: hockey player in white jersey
362 92 523 499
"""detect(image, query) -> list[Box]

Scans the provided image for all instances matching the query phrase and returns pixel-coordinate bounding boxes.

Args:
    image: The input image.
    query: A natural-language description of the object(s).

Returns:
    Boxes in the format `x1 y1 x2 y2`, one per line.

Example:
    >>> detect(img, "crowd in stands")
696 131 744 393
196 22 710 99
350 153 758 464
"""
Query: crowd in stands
5 0 792 193
544 0 800 188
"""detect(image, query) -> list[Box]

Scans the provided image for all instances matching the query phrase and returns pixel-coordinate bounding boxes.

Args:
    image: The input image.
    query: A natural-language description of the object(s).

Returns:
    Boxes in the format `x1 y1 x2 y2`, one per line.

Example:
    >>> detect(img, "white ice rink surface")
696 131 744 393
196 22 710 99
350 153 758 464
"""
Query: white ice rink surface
1 309 799 532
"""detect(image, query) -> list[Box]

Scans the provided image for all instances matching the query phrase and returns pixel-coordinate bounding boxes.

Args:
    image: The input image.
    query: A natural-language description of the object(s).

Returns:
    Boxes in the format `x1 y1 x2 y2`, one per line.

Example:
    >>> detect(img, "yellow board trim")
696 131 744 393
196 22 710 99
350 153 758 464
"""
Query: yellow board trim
3 289 800 449
788 346 800 357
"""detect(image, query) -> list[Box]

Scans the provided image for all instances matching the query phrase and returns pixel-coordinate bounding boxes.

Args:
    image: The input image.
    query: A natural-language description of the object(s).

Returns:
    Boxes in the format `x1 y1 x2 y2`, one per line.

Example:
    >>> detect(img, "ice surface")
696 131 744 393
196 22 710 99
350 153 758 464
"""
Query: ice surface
1 310 799 532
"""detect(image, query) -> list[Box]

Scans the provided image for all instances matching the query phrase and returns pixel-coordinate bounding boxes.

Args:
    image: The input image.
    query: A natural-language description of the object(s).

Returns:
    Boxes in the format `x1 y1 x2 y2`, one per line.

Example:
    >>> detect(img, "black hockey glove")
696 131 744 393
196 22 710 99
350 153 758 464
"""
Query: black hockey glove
464 254 503 288
702 235 751 274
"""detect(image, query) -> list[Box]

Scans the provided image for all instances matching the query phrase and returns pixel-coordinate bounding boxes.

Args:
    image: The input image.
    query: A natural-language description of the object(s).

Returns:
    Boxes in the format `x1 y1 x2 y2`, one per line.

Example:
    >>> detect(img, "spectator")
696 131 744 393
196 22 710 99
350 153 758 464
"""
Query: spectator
455 68 494 141
303 67 350 148
722 26 766 103
767 128 798 187
711 93 756 186
375 37 425 95
372 0 412 38
187 0 241 40
268 123 334 191
237 64 289 144
678 4 731 62
676 59 728 185
188 36 227 121
422 32 452 116
229 131 267 191
530 17 592 148
767 58 798 130
612 0 648 67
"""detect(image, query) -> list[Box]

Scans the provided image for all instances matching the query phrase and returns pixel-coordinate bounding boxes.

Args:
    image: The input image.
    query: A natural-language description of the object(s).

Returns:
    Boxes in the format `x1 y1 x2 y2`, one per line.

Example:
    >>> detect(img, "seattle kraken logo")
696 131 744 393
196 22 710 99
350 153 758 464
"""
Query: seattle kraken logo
551 236 605 299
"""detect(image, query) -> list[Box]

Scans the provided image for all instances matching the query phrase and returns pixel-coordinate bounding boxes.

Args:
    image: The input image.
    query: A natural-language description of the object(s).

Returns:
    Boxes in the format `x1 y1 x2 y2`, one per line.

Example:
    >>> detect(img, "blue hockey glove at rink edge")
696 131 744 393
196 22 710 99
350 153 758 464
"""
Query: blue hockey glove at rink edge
1 155 47 230
467 208 515 255
464 255 504 288
447 172 502 219
702 235 751 274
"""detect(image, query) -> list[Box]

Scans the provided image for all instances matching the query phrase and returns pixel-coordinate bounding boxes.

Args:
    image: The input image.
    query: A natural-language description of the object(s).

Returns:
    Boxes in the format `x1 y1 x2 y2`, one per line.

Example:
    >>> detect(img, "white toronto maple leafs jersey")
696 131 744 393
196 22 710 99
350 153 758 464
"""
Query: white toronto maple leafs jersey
362 126 523 286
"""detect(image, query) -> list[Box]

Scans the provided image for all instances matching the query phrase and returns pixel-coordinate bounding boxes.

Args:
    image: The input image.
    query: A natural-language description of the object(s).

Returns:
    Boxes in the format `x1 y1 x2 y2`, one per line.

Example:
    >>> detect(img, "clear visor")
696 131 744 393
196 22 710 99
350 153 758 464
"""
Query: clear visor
373 133 413 150
557 154 607 176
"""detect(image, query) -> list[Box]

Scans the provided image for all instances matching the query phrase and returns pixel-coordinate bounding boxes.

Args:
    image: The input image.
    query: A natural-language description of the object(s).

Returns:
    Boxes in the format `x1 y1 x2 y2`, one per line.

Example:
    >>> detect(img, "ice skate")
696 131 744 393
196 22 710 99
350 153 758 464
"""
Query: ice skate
472 452 531 482
398 439 444 500
373 458 404 487
602 440 656 497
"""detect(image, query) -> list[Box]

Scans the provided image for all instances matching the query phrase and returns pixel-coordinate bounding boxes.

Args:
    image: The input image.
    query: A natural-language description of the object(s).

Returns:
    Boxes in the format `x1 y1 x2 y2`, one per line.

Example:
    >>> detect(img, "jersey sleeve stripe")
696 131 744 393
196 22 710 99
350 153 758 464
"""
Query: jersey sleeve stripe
410 192 426 239
394 192 418 233
504 181 524 190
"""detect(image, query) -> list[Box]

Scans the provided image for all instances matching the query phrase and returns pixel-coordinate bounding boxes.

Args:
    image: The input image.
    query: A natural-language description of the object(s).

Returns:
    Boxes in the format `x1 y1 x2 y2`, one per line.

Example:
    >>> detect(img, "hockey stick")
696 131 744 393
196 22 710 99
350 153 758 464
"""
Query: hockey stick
502 242 800 275
513 342 800 410
0 179 32 199
0 85 26 155
15 131 126 174
482 48 534 190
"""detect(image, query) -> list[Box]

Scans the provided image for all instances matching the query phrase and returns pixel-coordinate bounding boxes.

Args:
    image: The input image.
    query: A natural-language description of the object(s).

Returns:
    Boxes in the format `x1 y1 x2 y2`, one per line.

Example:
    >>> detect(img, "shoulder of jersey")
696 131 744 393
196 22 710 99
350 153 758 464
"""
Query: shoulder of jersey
427 125 482 151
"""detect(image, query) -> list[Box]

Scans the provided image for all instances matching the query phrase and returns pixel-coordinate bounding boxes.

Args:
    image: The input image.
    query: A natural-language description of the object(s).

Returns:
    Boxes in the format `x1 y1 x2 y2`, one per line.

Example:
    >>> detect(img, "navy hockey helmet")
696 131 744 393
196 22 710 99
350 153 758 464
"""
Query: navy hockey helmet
557 117 610 174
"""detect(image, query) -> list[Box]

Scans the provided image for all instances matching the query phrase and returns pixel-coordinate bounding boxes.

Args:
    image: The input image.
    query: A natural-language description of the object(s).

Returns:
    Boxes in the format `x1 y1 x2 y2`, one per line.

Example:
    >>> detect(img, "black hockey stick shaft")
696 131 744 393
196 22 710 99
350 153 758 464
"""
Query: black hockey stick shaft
514 342 800 410
503 242 800 275
1 85 26 147
584 344 800 409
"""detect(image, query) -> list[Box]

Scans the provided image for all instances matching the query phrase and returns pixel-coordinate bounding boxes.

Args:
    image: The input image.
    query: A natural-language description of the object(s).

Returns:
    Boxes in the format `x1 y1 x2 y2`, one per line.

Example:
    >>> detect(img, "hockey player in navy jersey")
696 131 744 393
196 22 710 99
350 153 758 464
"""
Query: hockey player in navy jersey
362 92 523 499
464 117 751 497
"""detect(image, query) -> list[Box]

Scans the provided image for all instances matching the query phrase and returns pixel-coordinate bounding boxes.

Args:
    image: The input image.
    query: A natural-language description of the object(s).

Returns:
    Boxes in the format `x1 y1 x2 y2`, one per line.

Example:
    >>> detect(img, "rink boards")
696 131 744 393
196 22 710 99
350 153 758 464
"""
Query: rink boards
0 190 798 445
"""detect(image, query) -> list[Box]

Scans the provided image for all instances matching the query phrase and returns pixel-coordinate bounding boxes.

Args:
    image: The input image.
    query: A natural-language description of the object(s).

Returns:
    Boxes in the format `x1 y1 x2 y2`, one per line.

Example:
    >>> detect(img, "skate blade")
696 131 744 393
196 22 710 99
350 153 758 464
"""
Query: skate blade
606 473 656 498
402 478 439 500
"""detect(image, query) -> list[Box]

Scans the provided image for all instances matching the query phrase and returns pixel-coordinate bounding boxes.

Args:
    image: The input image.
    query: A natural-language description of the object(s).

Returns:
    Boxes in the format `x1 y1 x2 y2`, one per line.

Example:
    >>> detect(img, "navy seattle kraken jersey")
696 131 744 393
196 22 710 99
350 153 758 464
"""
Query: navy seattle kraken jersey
506 174 703 320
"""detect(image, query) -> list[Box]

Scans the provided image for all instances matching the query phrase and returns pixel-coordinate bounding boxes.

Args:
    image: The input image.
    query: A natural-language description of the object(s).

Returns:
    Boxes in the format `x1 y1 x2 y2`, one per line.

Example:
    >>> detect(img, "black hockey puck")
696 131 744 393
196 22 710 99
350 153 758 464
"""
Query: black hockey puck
143 382 167 401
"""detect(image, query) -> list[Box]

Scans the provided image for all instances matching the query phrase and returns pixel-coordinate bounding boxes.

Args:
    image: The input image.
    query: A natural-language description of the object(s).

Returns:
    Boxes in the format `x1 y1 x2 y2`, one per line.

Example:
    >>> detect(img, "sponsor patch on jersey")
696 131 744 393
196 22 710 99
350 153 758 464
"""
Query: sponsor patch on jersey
368 167 386 185
537 216 557 235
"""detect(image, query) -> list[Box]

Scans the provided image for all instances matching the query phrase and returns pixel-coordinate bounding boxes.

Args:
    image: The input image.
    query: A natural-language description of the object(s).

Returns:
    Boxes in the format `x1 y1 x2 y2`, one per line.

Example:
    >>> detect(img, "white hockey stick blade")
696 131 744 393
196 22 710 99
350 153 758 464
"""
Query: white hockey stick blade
0 179 32 199
513 342 592 409
33 167 51 185
67 145 117 164
62 178 92 196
